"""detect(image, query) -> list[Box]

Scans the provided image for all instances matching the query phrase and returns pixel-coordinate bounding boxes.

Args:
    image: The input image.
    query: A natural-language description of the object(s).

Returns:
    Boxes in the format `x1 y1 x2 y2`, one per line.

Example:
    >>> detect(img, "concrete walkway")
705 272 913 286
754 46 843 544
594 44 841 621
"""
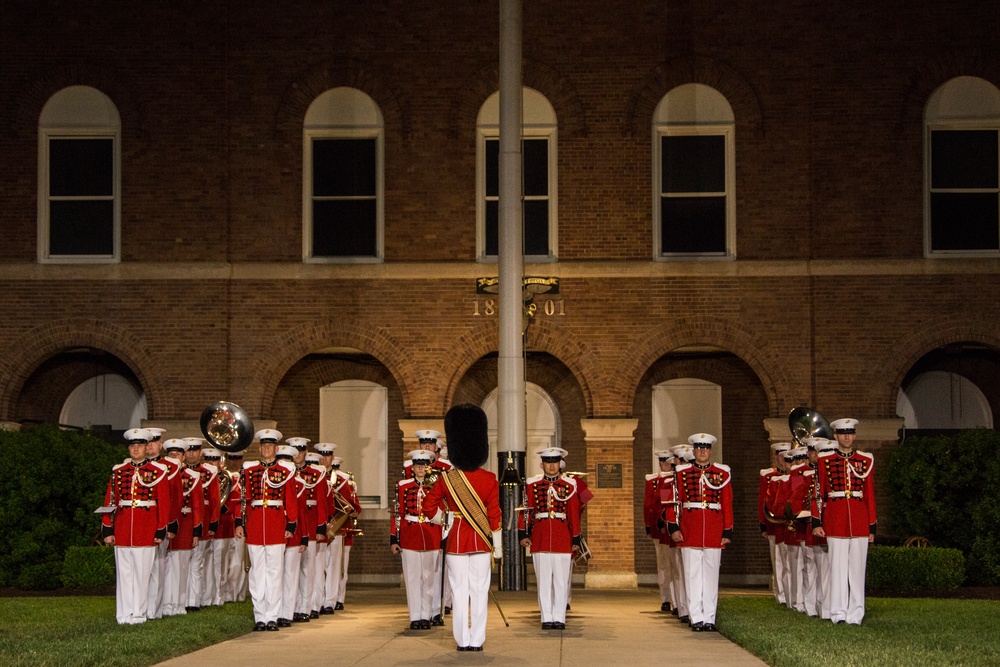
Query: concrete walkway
156 587 769 667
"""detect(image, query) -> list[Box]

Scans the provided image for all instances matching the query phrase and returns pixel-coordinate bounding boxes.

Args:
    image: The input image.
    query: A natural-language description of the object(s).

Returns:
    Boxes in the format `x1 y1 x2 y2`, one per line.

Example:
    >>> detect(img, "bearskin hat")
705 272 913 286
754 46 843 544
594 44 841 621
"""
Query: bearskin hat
444 403 489 472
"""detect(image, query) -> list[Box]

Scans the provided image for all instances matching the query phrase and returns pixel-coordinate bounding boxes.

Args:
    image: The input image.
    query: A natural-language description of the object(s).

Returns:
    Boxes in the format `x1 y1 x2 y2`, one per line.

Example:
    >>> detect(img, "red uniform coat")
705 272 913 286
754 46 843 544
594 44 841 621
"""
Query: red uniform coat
758 467 780 535
812 450 876 538
237 460 300 546
191 463 221 539
422 468 501 555
331 470 362 545
643 472 673 542
170 468 205 551
667 462 734 549
519 474 581 553
772 464 810 546
216 470 239 540
298 464 330 541
391 477 442 551
789 466 825 546
285 475 308 547
101 460 170 547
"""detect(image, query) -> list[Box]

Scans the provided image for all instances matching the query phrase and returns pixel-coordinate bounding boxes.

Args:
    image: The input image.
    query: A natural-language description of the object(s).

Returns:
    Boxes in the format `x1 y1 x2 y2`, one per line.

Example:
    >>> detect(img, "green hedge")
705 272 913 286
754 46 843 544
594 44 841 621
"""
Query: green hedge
866 545 965 593
61 545 116 588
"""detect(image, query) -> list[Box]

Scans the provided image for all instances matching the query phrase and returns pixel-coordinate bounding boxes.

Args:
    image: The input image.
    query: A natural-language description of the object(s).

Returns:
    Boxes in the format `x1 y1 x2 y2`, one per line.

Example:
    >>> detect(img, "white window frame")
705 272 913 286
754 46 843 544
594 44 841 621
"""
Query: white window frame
653 124 736 260
476 88 558 262
303 88 384 263
37 86 121 264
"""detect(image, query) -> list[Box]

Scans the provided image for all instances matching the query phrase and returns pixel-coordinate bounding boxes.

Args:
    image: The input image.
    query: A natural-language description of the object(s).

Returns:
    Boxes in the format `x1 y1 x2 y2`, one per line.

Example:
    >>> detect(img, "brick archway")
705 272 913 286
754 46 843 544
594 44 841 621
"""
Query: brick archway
437 318 598 417
611 316 790 418
863 315 1000 417
247 320 415 418
0 318 169 420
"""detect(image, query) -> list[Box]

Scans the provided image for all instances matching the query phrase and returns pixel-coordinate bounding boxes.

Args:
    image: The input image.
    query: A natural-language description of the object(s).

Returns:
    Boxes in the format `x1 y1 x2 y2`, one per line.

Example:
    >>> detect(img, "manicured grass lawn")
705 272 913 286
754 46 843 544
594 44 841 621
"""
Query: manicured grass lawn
0 597 253 667
718 595 1000 667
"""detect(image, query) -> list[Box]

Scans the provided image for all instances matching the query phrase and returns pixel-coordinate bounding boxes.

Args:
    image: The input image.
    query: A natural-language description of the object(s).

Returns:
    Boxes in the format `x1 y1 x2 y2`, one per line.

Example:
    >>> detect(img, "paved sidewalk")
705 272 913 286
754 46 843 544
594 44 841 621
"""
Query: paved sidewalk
156 587 769 667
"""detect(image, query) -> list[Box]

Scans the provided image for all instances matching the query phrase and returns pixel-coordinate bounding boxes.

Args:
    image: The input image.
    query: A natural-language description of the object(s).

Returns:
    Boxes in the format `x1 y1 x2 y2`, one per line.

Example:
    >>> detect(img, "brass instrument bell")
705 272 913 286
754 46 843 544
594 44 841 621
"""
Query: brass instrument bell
200 401 254 453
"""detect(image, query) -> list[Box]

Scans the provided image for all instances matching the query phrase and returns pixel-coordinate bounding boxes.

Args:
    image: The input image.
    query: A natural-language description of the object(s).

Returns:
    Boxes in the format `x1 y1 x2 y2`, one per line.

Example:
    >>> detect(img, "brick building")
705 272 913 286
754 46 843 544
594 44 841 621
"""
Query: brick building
2 1 1000 586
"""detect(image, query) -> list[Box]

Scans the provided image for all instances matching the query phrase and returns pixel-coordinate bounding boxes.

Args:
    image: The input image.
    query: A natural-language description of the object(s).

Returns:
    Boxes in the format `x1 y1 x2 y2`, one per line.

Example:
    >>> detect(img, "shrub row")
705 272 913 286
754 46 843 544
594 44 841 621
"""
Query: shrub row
866 545 965 593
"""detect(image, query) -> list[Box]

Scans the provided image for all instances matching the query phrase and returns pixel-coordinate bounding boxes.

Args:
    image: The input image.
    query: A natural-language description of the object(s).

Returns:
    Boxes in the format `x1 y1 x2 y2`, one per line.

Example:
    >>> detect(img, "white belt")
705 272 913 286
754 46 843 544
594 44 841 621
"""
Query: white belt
119 500 156 507
251 500 283 507
306 500 318 507
404 514 426 523
682 502 721 510
828 491 863 499
535 512 567 520
181 507 192 514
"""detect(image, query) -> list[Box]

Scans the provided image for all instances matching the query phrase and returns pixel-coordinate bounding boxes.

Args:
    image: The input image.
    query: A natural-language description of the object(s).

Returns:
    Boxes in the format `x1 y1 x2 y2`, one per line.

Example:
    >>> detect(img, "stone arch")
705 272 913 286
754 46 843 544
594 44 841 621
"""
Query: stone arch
612 316 790 418
0 318 170 420
896 51 1000 135
450 57 589 146
272 59 409 146
247 320 415 418
437 318 598 417
5 62 144 142
623 55 764 139
863 315 1000 417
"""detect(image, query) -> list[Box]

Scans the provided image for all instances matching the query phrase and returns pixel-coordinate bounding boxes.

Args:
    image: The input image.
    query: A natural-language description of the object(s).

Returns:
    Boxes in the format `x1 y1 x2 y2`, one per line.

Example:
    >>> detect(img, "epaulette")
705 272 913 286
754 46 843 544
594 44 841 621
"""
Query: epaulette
675 463 693 472
242 460 256 469
818 450 836 459
147 460 168 472
525 474 543 484
277 460 296 473
398 478 416 487
715 463 731 473
560 474 578 487
759 467 775 476
645 472 658 481
203 462 218 474
113 461 129 471
856 450 874 460
186 468 202 481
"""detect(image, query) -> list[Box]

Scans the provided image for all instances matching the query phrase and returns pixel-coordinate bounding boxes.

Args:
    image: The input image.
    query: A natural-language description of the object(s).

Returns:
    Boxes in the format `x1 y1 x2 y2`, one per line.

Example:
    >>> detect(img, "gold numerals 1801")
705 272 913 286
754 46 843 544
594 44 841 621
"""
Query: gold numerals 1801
472 298 566 317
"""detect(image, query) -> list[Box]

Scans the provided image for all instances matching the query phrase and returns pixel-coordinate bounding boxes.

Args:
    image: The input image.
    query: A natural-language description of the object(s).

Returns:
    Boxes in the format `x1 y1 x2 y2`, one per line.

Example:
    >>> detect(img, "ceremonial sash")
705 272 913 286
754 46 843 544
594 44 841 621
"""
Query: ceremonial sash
442 469 493 549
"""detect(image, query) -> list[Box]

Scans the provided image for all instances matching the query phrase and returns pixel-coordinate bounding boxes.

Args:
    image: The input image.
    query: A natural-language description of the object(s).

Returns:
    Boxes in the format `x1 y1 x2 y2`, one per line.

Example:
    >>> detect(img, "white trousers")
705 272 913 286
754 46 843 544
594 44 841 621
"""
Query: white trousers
773 538 788 604
802 544 818 616
402 549 441 621
670 547 688 616
325 536 345 606
533 552 571 624
187 539 207 607
208 538 230 606
813 543 831 619
312 541 329 610
680 547 721 626
146 539 169 619
447 553 491 649
114 545 156 624
785 544 805 612
654 542 673 605
163 549 191 616
827 537 868 624
247 543 284 623
220 537 245 603
281 545 303 619
296 541 317 615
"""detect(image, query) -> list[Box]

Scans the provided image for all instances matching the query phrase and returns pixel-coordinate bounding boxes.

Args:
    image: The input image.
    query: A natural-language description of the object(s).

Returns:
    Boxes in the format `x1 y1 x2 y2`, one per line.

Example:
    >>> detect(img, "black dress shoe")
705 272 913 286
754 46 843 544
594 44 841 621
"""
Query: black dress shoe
185 606 200 612
253 622 266 632
292 613 306 622
671 608 679 616
457 646 468 652
266 621 278 631
468 646 483 651
679 615 689 624
444 606 451 615
334 602 344 610
309 610 320 619
542 622 554 629
431 614 443 626
277 618 291 627
410 620 421 630
422 619 433 629
691 622 705 632
703 623 717 632
566 603 571 611
320 606 335 615
661 602 671 612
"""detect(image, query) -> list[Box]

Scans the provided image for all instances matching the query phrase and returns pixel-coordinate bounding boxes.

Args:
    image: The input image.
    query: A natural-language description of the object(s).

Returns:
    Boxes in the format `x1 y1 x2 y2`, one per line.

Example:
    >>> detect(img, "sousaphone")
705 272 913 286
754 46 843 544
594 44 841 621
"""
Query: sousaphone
787 406 834 448
200 401 254 453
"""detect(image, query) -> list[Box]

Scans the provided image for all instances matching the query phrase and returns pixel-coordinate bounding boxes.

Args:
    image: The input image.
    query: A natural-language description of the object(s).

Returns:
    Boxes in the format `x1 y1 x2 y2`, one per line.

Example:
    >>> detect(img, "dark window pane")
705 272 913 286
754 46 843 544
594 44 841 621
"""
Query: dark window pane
486 139 499 198
49 138 113 196
931 130 998 189
313 138 376 197
313 199 377 257
524 200 549 255
49 200 114 255
662 135 725 193
523 138 548 197
661 196 727 254
930 192 999 251
485 200 499 255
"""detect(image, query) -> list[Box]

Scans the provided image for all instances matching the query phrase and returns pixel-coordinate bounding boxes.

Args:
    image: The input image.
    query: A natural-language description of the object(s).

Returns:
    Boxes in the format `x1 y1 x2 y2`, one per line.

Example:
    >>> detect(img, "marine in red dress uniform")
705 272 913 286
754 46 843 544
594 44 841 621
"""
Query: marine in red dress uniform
759 442 791 605
297 451 330 619
183 438 221 611
422 404 502 652
216 451 243 603
235 430 299 632
667 433 733 632
276 442 309 627
811 418 875 625
771 447 810 613
328 456 362 610
164 439 204 617
644 450 676 612
519 447 582 629
101 428 170 625
143 427 180 620
391 449 444 629
312 442 338 615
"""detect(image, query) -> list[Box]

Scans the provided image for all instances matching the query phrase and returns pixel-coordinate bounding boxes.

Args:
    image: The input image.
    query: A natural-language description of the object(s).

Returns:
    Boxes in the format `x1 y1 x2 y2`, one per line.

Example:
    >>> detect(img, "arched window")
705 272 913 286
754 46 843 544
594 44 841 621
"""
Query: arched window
652 378 724 463
303 88 384 262
924 76 1000 256
653 84 736 259
476 88 558 261
38 86 121 263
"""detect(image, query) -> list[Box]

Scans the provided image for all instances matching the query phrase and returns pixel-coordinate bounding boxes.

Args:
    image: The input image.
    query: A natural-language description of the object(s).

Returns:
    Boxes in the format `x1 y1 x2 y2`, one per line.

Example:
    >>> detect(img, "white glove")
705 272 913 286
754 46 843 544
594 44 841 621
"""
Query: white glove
492 530 503 559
